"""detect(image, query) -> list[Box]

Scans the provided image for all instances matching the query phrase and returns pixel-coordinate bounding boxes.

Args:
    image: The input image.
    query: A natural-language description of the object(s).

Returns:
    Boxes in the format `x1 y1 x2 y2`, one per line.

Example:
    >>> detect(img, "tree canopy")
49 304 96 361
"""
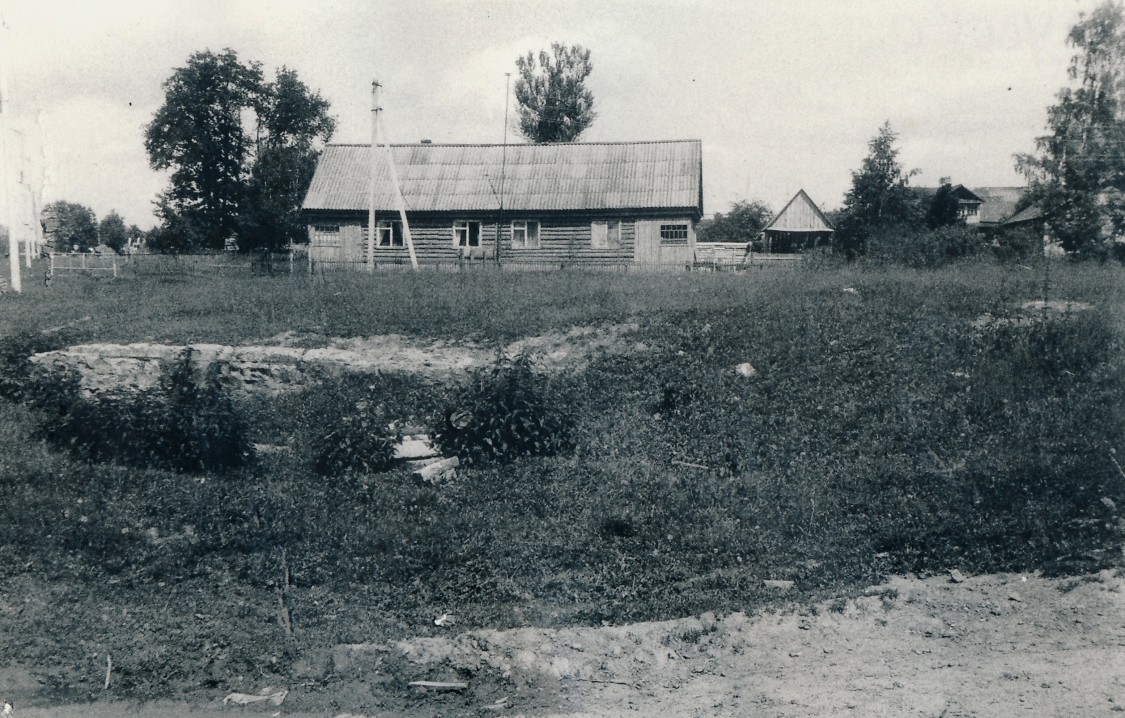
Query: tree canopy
697 200 772 242
1016 1 1125 254
834 122 922 256
44 201 98 251
514 43 596 143
145 49 335 252
926 179 962 229
98 211 128 254
240 68 337 252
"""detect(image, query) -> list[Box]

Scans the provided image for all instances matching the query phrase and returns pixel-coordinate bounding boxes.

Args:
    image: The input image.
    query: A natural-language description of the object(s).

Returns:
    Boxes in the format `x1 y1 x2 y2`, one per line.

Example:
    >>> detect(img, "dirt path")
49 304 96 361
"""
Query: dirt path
8 569 1123 717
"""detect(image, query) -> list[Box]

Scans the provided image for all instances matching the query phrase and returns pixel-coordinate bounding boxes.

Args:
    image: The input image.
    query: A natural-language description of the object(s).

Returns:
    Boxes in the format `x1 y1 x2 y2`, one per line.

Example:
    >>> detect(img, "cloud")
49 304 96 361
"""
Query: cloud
0 0 1107 225
36 95 166 227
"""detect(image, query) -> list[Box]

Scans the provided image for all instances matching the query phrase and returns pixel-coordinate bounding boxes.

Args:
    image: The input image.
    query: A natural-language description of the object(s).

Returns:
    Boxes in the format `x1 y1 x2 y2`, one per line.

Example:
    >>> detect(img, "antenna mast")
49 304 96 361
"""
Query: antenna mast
496 72 511 266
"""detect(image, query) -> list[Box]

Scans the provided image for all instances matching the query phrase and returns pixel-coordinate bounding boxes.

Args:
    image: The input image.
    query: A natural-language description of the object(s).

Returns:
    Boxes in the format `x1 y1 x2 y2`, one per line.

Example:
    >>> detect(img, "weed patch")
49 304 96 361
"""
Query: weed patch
433 353 574 465
31 349 252 474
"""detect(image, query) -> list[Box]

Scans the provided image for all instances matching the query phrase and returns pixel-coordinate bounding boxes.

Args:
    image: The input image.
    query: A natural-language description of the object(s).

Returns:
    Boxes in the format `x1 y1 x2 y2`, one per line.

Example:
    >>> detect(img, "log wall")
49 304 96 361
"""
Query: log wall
306 214 697 270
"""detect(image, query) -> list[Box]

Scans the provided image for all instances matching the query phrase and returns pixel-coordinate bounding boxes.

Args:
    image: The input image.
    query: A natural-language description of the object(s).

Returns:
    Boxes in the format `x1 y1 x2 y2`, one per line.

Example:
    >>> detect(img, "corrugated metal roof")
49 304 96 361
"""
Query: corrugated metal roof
763 189 834 233
302 140 703 214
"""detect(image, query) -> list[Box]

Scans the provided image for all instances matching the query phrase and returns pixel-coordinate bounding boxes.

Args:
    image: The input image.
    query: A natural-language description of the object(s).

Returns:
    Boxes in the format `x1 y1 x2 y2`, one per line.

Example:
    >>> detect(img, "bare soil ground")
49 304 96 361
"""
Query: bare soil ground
5 569 1123 717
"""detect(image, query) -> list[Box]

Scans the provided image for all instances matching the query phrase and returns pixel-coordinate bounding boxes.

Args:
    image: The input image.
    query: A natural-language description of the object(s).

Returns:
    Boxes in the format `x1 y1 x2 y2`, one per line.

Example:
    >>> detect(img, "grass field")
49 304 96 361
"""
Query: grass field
1 257 1123 702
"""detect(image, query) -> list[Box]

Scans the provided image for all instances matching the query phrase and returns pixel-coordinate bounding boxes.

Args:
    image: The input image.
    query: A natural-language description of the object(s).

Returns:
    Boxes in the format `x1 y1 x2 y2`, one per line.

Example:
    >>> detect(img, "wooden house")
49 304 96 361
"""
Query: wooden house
916 185 1027 227
301 140 703 270
970 187 1027 228
760 189 834 253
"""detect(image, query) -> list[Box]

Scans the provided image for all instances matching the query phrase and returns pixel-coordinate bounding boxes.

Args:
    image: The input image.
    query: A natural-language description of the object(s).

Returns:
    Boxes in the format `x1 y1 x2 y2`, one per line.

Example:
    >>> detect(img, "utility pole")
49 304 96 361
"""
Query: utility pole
373 88 417 271
367 81 378 271
12 127 32 267
0 6 20 293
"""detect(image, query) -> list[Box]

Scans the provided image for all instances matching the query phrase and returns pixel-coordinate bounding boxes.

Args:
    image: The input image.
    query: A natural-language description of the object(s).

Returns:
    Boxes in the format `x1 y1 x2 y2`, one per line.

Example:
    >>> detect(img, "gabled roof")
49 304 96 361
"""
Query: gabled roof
763 189 834 233
971 186 1026 224
950 185 984 204
302 140 703 216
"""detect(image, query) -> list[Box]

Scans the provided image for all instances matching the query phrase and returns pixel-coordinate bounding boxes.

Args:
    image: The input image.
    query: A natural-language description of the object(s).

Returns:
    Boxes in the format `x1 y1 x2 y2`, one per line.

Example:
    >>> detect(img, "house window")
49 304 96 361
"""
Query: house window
591 220 623 249
660 223 689 245
511 220 540 249
377 220 403 248
313 224 340 234
453 220 481 247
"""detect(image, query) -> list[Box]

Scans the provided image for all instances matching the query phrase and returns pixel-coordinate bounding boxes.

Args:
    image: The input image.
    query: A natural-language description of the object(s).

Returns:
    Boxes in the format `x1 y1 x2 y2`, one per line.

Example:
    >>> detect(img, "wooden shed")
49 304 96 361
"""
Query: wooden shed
760 189 834 253
301 140 704 271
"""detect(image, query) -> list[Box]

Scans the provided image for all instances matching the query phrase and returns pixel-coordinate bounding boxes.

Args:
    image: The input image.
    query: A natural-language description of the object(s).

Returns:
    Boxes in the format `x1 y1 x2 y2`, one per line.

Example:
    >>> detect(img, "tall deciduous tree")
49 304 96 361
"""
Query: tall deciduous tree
145 50 334 251
145 49 263 250
43 201 98 251
514 43 596 143
1016 1 1125 254
835 122 922 256
697 200 773 242
240 68 336 252
98 210 128 253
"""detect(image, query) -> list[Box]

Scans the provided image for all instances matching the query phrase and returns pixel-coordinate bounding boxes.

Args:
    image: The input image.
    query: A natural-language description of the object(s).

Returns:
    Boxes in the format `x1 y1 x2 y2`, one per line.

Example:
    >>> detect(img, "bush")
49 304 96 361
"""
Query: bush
867 224 986 268
32 348 252 473
433 353 574 465
311 396 401 477
0 328 80 403
990 225 1043 262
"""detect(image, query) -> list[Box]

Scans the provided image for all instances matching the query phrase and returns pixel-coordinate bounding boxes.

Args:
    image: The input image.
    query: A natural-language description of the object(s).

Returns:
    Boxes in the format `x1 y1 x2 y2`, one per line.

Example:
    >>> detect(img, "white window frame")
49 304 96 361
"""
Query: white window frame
376 219 404 248
511 220 540 249
453 220 482 247
607 220 623 248
592 220 624 249
659 223 690 245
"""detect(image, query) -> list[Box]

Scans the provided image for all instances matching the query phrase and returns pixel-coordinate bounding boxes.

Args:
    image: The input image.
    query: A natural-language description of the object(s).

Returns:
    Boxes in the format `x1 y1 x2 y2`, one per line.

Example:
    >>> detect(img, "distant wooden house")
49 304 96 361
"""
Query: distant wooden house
760 189 834 253
970 186 1026 227
301 140 703 271
916 185 1028 227
1001 203 1045 228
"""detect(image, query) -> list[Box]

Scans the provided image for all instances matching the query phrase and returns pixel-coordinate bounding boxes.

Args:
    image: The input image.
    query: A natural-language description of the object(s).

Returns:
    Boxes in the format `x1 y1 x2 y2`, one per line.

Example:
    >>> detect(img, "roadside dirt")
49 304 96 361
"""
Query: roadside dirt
5 569 1123 717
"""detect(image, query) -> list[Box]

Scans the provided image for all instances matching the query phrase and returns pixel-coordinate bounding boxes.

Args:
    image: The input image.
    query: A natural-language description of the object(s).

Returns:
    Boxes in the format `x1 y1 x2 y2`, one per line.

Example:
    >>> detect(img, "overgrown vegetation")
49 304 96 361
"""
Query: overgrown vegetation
0 264 1121 698
434 353 573 465
31 349 252 474
303 378 404 477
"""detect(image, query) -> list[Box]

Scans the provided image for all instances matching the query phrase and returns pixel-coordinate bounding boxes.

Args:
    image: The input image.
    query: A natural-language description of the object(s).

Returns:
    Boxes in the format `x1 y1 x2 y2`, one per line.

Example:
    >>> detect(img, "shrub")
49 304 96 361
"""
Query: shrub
278 373 439 478
311 397 401 477
867 224 986 268
32 348 252 474
433 353 574 465
0 328 80 403
990 225 1043 262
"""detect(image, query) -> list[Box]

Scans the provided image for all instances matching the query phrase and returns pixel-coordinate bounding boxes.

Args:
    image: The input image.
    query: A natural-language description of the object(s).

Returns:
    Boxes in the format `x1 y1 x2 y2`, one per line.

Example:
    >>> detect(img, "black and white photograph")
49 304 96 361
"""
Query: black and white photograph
1 1 1123 715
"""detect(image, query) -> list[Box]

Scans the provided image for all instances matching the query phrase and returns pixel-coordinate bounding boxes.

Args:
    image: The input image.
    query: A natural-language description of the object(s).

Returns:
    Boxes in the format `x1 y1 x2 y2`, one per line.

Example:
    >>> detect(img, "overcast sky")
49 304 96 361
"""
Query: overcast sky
0 0 1104 229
